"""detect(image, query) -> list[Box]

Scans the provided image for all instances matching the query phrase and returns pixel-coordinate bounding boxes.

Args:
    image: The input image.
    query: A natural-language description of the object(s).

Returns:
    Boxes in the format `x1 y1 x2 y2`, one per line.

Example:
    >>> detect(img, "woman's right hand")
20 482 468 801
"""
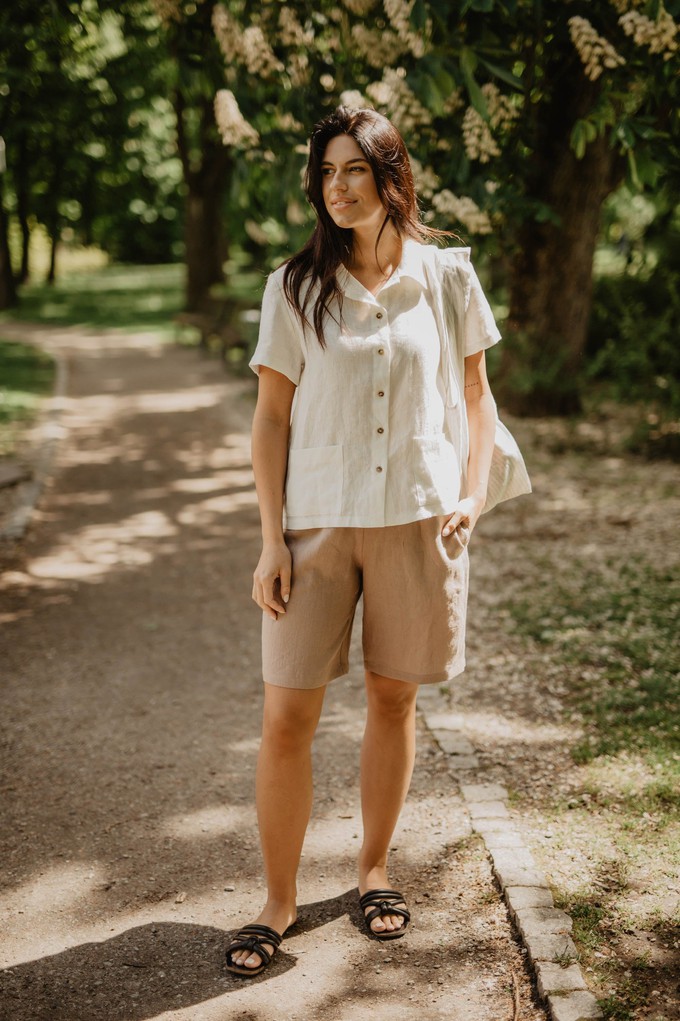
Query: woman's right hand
252 540 292 621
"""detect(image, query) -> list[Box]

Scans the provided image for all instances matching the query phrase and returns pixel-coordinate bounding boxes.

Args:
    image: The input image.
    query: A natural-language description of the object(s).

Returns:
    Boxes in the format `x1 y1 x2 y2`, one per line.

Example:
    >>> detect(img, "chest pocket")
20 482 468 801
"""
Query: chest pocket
285 445 343 519
413 434 460 508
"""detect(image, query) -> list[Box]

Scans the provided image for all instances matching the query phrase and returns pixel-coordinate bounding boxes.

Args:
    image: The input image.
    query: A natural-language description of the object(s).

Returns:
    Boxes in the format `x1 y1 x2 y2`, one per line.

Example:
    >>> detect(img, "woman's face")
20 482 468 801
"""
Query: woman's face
321 134 385 231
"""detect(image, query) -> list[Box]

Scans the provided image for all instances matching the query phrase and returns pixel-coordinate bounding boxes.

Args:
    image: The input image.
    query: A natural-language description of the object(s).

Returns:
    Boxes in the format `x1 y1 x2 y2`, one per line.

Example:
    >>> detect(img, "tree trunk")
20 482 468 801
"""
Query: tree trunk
0 177 17 310
184 172 227 311
174 86 233 312
16 135 31 283
500 69 624 415
46 230 58 285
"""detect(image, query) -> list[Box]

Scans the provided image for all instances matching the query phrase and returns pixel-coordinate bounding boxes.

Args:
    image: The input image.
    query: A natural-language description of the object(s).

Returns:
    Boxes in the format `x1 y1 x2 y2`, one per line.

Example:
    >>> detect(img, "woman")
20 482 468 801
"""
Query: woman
225 106 528 976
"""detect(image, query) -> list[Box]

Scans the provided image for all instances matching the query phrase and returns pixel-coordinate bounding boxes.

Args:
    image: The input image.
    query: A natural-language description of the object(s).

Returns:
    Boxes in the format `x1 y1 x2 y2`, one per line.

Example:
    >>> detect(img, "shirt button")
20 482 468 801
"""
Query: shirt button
376 312 383 319
377 390 384 397
376 466 383 472
377 427 384 434
378 348 384 355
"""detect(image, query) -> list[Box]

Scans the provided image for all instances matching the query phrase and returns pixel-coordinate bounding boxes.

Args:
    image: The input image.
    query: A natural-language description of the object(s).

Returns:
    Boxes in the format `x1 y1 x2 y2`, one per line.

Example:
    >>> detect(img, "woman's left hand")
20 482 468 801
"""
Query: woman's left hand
441 494 485 549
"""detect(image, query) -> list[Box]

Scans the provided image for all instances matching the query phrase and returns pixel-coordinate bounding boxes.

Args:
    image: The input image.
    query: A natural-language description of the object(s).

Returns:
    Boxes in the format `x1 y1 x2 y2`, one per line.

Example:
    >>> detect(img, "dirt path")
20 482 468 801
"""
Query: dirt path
0 326 548 1021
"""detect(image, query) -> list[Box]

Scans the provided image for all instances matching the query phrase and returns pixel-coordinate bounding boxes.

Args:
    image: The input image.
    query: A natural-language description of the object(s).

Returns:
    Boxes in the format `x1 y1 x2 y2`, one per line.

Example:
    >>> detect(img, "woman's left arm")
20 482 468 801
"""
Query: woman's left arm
442 350 496 538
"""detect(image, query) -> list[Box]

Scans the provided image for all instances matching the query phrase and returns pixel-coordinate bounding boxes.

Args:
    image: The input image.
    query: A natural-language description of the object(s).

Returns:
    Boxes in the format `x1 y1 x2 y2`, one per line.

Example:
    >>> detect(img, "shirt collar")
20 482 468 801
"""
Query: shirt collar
337 238 428 303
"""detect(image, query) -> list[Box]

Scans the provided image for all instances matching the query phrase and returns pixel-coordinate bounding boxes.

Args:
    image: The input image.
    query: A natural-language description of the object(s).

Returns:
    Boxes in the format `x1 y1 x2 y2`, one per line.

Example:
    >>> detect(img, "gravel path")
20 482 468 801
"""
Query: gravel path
0 327 549 1021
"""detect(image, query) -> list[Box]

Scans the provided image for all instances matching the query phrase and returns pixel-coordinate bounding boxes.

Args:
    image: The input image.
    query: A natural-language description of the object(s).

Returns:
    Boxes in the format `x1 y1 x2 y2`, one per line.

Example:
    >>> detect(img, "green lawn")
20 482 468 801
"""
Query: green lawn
0 341 56 458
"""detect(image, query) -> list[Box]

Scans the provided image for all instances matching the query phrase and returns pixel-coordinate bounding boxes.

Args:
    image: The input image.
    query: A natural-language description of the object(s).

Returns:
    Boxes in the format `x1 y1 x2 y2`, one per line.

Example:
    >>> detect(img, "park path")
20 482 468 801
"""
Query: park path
0 324 548 1021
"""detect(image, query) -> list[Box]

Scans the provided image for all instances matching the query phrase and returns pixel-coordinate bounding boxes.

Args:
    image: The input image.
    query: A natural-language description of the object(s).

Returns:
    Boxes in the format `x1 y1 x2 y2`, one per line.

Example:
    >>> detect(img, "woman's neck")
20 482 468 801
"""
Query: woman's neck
349 223 402 276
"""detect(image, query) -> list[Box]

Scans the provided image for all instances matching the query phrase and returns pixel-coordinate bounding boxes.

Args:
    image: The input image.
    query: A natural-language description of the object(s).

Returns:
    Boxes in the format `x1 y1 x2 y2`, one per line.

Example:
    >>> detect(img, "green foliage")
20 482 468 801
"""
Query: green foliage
2 264 184 331
0 341 55 457
509 556 680 807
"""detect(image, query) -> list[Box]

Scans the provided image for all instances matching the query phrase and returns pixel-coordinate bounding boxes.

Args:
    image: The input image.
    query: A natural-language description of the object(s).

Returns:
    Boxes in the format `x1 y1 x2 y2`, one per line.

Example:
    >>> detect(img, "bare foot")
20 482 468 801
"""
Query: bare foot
358 865 408 935
227 900 297 971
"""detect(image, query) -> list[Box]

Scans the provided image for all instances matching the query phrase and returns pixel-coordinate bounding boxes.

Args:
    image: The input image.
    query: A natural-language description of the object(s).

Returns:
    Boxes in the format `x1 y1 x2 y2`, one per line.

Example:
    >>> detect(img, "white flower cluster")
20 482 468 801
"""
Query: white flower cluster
383 0 430 58
287 51 311 87
151 0 182 27
409 156 439 200
339 89 369 110
432 189 492 235
351 25 408 68
568 16 625 81
608 0 644 14
278 7 314 49
212 4 241 65
366 69 432 134
242 25 284 78
619 7 678 58
213 5 283 79
341 0 379 14
276 111 304 132
462 84 518 163
214 89 259 149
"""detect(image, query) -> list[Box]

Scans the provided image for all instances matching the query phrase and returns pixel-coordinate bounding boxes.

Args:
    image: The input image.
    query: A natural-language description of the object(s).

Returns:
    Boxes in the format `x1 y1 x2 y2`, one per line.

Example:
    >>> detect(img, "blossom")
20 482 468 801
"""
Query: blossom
351 25 408 68
568 16 625 81
278 7 314 48
409 157 439 200
339 89 369 110
341 0 379 13
432 190 492 235
366 69 432 134
383 0 430 58
212 4 243 66
462 84 518 163
214 90 259 149
242 25 284 78
151 0 182 27
619 7 678 58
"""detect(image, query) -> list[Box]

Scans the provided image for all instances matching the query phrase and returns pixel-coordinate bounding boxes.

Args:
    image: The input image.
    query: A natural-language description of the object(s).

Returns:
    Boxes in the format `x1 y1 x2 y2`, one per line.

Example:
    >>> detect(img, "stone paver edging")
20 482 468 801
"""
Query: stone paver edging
418 698 603 1021
1 345 69 542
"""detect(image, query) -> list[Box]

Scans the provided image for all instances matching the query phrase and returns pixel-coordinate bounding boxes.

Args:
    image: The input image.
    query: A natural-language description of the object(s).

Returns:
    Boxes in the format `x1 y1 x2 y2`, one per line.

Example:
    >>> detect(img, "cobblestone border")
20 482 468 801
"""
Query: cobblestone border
418 698 603 1021
1 347 69 542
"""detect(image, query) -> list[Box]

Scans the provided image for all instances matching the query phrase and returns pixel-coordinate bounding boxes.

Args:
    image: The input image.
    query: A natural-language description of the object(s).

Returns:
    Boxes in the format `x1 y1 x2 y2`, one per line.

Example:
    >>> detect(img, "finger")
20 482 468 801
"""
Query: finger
279 564 292 605
442 514 461 537
262 576 287 616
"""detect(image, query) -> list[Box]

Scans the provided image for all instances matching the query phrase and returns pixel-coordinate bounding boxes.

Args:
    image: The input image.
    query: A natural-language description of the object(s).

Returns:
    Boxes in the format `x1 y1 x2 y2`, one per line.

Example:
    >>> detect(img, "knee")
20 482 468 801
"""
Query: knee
365 671 418 723
261 691 322 754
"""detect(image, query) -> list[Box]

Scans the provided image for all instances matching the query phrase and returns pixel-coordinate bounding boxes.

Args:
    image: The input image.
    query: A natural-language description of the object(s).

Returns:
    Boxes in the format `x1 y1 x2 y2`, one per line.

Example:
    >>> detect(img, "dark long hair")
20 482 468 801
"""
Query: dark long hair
282 106 451 347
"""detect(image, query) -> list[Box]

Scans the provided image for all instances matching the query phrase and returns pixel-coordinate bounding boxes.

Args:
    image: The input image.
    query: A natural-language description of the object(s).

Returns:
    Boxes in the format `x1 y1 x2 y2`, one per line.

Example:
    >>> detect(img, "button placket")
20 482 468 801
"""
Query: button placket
368 302 389 523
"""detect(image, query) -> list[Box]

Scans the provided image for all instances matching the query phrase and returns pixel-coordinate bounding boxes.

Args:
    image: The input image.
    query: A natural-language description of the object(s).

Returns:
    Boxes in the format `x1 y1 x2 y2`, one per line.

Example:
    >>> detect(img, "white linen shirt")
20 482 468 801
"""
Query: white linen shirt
249 239 501 529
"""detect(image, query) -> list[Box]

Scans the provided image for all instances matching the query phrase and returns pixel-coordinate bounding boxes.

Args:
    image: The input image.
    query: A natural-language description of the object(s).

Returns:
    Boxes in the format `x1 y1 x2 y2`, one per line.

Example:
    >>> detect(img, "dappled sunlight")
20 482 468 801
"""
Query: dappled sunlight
175 489 259 526
0 862 107 967
28 510 177 580
161 804 252 841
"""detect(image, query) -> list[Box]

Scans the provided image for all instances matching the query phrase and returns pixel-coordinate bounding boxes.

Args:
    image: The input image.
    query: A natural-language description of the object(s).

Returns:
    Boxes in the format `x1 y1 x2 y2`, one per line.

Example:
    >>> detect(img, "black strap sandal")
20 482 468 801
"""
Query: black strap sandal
225 923 285 977
359 888 411 941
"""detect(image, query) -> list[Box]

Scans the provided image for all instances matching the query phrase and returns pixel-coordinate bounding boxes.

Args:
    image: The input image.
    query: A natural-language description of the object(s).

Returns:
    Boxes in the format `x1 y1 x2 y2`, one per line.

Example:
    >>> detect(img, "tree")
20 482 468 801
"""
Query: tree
209 0 679 413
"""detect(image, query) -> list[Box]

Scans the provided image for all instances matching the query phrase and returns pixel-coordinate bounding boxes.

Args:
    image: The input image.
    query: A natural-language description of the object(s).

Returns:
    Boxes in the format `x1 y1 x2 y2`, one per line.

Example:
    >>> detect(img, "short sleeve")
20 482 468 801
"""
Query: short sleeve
249 271 304 385
464 261 501 357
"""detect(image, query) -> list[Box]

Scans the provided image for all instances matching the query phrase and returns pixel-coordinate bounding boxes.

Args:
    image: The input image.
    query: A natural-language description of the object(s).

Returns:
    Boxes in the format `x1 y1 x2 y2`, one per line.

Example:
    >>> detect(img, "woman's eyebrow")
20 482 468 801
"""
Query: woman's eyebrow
320 157 369 167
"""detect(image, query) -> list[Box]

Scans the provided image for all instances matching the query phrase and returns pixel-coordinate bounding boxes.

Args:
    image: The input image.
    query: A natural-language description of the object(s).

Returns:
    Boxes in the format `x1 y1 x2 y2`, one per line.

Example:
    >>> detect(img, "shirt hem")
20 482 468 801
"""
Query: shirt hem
284 502 460 530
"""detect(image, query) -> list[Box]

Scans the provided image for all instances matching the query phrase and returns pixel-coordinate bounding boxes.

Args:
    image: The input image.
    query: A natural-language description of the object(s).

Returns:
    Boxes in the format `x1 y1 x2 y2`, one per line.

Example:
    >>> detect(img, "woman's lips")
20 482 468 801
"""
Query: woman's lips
332 199 355 209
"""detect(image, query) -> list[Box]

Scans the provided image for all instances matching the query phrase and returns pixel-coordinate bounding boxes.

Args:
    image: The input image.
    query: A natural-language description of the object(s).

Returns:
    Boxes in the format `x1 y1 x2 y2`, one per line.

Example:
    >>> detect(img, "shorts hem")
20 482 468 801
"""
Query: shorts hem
263 661 350 690
364 657 466 685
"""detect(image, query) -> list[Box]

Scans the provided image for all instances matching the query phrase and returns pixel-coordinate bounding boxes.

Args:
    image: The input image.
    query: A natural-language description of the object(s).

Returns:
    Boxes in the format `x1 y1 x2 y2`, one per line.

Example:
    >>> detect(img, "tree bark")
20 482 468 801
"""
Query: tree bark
500 67 624 415
15 135 31 283
174 91 232 312
0 176 17 310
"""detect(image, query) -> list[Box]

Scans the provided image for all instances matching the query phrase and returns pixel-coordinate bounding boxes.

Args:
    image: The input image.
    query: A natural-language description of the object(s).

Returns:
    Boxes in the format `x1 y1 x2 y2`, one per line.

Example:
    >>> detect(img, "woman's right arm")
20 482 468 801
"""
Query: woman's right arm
251 366 297 621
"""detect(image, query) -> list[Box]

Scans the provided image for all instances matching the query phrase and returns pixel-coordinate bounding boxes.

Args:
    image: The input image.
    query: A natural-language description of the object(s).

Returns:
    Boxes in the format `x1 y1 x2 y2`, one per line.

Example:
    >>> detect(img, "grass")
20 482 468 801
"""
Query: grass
0 342 56 459
509 556 680 812
509 553 679 1019
1 263 185 334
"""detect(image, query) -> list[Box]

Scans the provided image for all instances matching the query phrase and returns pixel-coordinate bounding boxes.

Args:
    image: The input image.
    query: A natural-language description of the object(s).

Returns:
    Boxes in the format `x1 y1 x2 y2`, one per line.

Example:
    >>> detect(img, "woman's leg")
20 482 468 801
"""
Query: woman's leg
230 681 327 969
358 670 419 934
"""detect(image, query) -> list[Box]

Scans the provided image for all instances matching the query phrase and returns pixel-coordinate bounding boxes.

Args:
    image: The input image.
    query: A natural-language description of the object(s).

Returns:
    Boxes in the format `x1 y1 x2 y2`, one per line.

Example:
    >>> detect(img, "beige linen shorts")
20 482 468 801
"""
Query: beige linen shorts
261 515 469 689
